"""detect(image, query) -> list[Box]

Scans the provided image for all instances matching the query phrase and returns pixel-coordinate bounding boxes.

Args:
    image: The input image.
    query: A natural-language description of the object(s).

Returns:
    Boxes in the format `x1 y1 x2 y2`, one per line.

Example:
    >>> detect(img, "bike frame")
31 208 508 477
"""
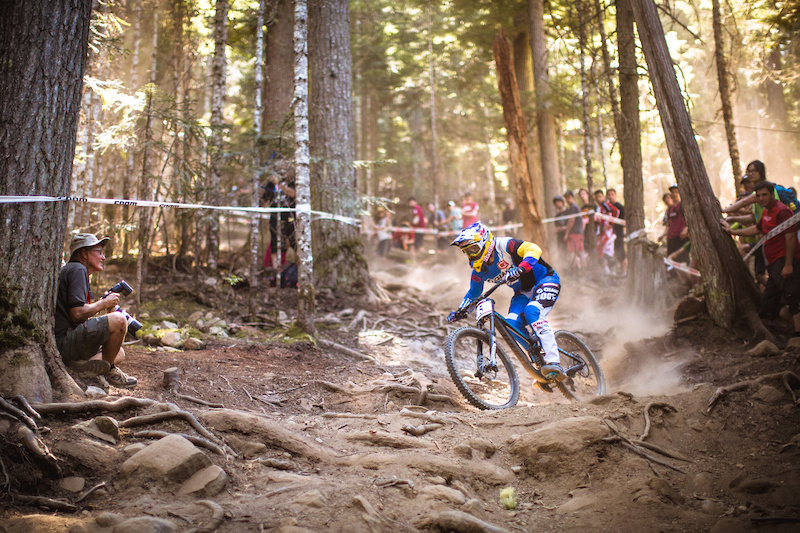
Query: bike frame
469 282 586 384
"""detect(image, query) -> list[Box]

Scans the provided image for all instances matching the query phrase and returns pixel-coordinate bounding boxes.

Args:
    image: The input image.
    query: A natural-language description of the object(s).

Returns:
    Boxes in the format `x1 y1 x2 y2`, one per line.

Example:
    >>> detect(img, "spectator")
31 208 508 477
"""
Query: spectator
553 195 568 259
502 198 518 225
594 189 620 274
375 206 392 257
427 202 448 249
461 191 480 228
563 190 585 274
262 164 296 269
665 184 689 255
409 197 427 251
445 200 463 233
579 188 596 257
660 192 674 240
725 175 766 287
55 234 138 389
723 181 800 335
606 188 626 273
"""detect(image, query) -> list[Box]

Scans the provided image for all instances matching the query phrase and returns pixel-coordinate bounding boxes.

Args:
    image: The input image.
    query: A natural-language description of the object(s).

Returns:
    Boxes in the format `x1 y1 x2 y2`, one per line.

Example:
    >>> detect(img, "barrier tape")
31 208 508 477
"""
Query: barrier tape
664 257 701 277
0 195 360 226
741 209 800 261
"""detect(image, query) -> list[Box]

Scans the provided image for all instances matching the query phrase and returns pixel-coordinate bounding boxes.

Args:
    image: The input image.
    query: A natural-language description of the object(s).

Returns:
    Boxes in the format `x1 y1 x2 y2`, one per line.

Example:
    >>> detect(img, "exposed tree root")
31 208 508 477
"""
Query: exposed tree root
175 393 224 408
188 499 224 533
640 402 677 441
401 423 443 436
74 481 107 503
17 425 60 474
322 412 377 419
132 430 226 455
346 430 434 449
318 338 377 363
10 493 77 512
399 408 457 426
603 420 687 474
0 396 37 430
119 407 220 444
12 395 41 420
162 367 225 408
707 371 800 413
31 396 157 415
416 510 511 533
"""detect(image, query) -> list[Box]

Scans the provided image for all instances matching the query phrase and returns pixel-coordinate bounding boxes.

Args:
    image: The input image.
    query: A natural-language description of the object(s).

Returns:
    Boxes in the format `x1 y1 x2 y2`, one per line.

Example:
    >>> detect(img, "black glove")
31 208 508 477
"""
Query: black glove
447 308 467 323
504 266 524 282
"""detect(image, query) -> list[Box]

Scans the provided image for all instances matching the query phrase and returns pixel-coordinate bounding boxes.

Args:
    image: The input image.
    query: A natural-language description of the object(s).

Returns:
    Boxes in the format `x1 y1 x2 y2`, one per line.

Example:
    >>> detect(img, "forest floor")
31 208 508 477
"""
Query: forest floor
2 250 800 533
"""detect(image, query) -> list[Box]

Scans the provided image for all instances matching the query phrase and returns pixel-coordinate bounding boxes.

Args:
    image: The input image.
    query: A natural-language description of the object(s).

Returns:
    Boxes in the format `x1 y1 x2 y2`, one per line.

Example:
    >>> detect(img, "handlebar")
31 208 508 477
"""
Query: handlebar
451 280 507 321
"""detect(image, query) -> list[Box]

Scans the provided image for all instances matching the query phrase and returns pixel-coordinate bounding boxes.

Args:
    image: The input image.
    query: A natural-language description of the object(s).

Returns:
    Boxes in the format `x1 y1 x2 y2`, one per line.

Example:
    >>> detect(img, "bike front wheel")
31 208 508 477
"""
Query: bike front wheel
444 327 520 410
554 330 606 401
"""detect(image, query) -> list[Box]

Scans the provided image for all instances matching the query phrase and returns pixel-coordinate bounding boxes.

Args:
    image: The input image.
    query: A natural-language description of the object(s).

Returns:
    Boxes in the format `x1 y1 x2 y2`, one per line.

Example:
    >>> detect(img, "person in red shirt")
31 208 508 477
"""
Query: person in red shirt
461 191 480 228
408 197 427 251
665 184 689 255
724 181 800 336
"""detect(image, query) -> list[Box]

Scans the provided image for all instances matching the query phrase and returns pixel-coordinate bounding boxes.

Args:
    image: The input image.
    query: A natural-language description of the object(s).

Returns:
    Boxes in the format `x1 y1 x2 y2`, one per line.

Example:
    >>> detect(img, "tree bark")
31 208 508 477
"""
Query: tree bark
264 0 295 131
293 0 314 334
250 0 265 318
207 0 229 269
630 0 761 330
122 0 142 260
308 0 370 292
527 0 561 211
615 0 657 306
0 0 92 401
577 0 594 192
711 0 742 193
492 28 547 248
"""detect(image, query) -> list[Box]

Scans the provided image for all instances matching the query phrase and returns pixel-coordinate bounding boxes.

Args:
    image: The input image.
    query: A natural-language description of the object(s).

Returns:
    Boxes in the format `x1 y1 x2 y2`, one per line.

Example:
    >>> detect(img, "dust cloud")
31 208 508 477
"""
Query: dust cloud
369 254 691 399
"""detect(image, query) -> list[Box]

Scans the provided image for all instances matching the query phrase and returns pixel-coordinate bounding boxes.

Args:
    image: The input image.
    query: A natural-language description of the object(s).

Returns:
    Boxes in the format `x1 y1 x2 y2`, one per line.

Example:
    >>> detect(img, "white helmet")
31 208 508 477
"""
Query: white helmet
451 221 495 271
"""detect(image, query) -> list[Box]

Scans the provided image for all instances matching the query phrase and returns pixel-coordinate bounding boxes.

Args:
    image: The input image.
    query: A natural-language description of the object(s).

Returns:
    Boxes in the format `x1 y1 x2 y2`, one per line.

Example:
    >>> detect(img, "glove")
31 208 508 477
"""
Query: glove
447 308 465 324
504 266 524 283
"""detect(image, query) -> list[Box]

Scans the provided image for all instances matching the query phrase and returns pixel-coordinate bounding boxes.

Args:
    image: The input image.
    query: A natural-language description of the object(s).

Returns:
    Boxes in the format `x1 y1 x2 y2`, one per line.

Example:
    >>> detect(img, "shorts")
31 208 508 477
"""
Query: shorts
56 315 110 363
567 234 584 253
762 257 800 315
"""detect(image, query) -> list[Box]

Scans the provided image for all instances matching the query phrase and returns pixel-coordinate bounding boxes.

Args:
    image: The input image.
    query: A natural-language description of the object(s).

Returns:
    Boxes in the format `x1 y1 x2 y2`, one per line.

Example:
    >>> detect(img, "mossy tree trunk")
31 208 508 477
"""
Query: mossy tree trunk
0 0 92 402
308 0 370 293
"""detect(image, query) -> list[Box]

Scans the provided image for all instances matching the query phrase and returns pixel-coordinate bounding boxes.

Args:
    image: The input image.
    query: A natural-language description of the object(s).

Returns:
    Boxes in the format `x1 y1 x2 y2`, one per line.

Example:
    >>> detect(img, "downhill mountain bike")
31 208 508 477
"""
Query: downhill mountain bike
445 281 605 410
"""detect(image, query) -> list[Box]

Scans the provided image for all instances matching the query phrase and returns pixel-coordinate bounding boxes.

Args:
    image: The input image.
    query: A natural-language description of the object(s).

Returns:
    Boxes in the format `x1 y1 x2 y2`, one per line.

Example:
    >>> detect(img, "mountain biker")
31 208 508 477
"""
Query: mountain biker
447 221 566 381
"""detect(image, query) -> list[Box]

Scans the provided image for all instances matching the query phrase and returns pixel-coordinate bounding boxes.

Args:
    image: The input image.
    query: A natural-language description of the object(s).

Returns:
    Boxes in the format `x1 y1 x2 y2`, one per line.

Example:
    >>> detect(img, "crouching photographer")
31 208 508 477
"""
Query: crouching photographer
54 233 138 389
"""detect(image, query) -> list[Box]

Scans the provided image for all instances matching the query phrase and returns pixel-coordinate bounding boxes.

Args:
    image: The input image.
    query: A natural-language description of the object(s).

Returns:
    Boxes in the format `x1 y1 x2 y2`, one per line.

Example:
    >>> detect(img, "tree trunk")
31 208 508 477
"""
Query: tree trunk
0 0 92 401
308 0 370 292
207 0 228 269
492 28 547 248
577 0 594 192
250 0 265 318
711 0 742 193
264 0 295 130
615 0 658 306
122 0 142 260
764 46 796 183
630 0 762 331
527 0 561 218
428 11 439 207
293 0 314 335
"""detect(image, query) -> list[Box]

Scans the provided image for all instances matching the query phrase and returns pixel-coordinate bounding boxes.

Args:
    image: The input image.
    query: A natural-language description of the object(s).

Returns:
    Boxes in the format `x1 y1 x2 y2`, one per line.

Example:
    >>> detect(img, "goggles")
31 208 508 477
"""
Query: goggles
460 243 482 257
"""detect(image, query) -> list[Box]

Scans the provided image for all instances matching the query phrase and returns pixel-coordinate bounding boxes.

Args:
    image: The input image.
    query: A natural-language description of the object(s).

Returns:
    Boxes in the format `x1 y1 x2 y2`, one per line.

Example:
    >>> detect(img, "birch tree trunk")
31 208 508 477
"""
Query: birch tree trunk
493 28 547 248
250 0 265 318
207 0 229 269
122 0 141 259
0 0 92 401
630 0 764 332
293 0 314 334
711 0 742 192
527 0 561 215
308 0 370 292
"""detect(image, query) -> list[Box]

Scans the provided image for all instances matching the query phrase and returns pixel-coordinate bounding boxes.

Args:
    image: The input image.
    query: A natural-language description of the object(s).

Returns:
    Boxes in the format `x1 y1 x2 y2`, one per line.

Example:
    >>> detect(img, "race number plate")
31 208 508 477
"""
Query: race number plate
475 299 493 320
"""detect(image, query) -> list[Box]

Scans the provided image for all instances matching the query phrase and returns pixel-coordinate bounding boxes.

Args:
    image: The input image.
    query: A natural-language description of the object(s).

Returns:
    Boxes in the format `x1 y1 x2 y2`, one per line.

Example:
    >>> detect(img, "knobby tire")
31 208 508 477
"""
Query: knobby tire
553 330 606 401
444 327 520 410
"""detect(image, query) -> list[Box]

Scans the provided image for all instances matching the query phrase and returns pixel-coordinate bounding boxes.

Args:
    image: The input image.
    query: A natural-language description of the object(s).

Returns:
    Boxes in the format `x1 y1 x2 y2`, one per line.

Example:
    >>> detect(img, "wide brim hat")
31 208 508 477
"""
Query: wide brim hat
69 233 110 258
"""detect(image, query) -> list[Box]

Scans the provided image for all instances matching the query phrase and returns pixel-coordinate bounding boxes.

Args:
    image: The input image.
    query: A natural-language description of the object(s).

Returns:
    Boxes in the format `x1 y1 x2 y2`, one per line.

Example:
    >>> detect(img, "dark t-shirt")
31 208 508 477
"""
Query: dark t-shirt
565 204 583 235
612 201 625 238
54 261 93 342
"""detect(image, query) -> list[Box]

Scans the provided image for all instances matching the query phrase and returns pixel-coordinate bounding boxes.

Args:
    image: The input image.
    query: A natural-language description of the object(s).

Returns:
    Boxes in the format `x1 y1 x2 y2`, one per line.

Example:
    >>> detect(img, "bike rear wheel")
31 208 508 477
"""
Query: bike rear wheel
444 327 520 410
553 330 606 401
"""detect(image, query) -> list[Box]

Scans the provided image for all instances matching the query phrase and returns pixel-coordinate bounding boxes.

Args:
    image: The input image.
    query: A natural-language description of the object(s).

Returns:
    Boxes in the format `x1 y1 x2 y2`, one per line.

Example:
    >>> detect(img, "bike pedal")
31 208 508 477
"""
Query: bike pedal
532 381 553 393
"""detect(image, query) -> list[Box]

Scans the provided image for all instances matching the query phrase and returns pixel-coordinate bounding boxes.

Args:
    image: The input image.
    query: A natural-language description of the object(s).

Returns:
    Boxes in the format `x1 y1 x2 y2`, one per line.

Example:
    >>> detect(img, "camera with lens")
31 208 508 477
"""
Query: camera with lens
105 280 142 335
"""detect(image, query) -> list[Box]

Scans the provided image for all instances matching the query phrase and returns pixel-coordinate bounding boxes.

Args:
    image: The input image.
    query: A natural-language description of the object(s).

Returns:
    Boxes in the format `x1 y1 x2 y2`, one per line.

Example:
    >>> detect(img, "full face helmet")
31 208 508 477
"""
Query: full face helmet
451 221 495 271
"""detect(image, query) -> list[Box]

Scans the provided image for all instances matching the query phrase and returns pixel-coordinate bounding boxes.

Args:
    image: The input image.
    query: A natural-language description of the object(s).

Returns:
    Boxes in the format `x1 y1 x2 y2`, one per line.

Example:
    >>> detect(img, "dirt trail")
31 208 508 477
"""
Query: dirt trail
2 257 800 533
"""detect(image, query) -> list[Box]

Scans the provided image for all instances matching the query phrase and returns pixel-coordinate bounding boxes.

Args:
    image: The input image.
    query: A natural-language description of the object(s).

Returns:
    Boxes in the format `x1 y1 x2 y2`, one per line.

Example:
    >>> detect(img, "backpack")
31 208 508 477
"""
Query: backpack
775 185 799 213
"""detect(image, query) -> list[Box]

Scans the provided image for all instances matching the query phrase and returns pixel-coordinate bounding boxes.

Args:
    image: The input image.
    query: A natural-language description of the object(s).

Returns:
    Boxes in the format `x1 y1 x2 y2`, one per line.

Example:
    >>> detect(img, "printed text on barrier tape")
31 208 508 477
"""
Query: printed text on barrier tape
741 209 800 261
664 257 701 277
0 195 360 226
